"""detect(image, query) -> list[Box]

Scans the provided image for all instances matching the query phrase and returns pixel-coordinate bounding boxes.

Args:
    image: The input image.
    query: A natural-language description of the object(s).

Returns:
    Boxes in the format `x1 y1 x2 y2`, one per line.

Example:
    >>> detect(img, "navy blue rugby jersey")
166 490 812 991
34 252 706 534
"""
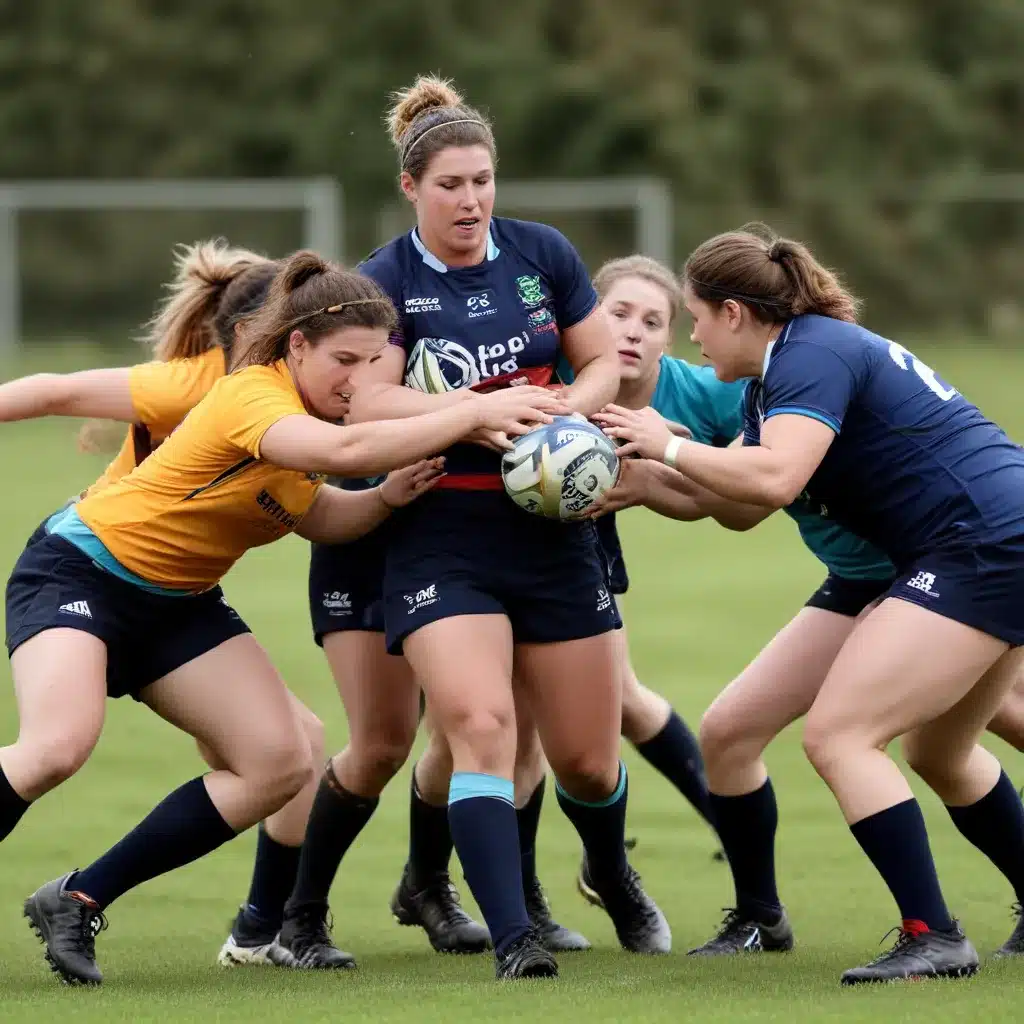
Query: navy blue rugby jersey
742 314 1024 566
358 217 597 473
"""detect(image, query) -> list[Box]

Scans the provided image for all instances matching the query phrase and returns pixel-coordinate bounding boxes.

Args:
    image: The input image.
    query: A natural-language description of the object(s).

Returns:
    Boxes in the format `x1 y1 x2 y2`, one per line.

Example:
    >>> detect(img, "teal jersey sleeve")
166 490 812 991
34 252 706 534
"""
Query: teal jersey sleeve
650 357 747 447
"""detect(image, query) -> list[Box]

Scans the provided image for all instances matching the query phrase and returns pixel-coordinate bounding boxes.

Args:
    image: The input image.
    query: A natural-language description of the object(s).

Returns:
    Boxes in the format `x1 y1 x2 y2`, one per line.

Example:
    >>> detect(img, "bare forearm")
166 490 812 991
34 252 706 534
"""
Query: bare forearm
300 486 391 543
347 382 473 424
670 440 795 507
561 353 620 417
0 375 74 421
327 403 478 477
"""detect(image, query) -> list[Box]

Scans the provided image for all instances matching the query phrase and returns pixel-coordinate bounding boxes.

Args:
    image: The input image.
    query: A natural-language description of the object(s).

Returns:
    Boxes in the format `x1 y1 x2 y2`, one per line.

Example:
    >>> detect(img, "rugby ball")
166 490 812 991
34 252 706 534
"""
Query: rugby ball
501 415 621 520
405 337 480 393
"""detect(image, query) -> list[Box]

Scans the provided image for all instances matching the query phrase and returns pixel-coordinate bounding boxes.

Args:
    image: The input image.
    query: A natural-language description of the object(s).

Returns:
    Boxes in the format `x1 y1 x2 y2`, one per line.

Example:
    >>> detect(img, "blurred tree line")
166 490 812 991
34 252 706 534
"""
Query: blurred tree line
1 0 1022 338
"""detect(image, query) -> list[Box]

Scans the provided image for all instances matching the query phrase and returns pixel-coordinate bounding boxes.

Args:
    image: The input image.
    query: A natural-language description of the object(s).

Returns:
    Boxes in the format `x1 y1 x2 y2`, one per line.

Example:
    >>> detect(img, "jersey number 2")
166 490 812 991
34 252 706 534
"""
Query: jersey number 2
887 342 957 402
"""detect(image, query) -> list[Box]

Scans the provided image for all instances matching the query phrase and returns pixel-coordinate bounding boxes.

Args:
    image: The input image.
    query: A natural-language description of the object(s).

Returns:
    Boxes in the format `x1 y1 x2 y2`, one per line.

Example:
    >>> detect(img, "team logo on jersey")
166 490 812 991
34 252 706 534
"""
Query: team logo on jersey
405 297 442 313
466 290 497 320
527 307 556 334
515 275 545 308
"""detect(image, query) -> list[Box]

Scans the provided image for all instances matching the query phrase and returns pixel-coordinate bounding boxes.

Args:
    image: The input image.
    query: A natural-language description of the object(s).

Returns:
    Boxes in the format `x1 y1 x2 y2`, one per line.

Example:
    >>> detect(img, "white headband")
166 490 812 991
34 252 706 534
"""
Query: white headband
402 119 488 164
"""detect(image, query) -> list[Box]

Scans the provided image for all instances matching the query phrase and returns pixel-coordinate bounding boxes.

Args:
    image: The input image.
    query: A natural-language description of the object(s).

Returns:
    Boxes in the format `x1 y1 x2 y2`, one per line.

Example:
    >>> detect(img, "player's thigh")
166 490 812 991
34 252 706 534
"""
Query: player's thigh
8 629 107 793
514 630 622 772
903 645 1024 771
805 599 1009 751
322 628 419 752
703 605 859 750
402 614 516 740
141 632 308 778
987 673 1024 749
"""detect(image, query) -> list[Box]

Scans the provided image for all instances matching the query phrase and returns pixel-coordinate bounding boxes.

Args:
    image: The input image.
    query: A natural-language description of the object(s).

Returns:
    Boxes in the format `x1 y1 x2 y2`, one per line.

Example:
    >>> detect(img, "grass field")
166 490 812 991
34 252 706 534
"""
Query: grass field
1 340 1024 1021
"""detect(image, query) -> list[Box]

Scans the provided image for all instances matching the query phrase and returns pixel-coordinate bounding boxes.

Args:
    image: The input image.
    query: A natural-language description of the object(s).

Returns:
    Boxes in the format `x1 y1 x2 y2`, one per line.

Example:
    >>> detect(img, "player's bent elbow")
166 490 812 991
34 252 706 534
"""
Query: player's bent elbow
761 475 804 510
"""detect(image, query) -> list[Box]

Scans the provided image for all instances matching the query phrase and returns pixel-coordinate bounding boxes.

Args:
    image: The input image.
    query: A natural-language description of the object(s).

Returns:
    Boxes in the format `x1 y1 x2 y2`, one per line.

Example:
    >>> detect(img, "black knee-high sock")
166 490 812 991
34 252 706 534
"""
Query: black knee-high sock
634 710 714 826
72 776 237 909
849 798 953 932
0 764 30 842
517 777 545 887
947 770 1024 904
448 772 530 955
408 772 454 884
708 780 781 920
243 824 302 929
286 763 377 910
556 762 628 886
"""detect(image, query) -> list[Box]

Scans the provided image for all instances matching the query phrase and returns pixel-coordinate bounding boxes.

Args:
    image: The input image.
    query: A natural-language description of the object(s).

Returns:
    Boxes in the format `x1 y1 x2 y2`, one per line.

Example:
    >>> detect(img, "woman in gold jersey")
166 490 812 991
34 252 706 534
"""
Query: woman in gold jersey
4 251 566 987
0 241 342 954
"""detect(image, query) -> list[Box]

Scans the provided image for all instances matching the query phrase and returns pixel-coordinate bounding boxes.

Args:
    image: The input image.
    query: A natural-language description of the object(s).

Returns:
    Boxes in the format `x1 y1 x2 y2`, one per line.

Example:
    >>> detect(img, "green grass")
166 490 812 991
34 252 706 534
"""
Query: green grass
2 341 1024 1020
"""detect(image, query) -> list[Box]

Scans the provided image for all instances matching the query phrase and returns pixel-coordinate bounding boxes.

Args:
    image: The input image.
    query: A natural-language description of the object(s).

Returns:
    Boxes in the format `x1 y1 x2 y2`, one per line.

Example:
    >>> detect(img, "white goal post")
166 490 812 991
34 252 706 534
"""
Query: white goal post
376 176 675 269
0 178 343 354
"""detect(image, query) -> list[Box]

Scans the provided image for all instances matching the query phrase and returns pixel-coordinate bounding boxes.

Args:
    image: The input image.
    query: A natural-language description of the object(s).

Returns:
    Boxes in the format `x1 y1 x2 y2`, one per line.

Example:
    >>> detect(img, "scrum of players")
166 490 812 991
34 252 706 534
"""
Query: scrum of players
3 72 1024 989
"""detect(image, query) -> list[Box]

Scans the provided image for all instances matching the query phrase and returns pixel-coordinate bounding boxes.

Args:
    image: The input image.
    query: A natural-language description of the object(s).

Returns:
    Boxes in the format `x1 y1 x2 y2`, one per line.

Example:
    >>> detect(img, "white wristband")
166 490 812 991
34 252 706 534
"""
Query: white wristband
663 436 684 467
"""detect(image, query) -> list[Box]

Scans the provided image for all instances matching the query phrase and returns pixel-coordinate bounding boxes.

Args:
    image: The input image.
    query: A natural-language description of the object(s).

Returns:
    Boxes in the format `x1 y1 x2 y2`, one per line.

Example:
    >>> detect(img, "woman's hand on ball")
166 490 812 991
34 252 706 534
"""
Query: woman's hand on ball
474 387 571 438
593 404 675 461
579 457 651 518
379 458 446 508
466 426 511 452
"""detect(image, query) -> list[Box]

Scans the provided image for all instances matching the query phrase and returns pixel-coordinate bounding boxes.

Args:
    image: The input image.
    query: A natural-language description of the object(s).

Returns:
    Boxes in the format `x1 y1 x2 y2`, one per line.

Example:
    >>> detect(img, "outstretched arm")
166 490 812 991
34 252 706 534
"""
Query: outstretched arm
0 368 135 423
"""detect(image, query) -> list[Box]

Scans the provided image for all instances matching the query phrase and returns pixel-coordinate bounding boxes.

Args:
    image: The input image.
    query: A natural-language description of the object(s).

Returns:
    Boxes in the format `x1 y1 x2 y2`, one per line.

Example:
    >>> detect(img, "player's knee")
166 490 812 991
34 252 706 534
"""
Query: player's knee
444 706 514 772
296 706 326 764
902 736 958 792
252 735 315 809
30 733 94 792
359 734 414 783
800 716 841 778
551 749 619 800
699 704 746 767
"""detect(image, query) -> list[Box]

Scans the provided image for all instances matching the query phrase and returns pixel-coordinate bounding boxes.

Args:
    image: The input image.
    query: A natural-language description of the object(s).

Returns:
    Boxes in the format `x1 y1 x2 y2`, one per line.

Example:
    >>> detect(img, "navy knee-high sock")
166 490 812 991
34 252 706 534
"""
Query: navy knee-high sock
517 777 546 887
243 824 302 930
408 772 454 885
447 772 530 956
556 762 628 886
286 766 378 910
947 770 1024 904
0 764 30 842
850 798 953 933
634 711 714 826
708 780 781 920
72 776 237 909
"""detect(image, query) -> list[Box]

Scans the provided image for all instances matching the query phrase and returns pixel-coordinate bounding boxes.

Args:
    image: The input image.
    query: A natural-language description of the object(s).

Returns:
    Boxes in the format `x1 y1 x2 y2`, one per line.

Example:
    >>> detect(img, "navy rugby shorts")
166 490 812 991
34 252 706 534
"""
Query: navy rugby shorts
383 491 621 655
594 512 629 596
885 535 1024 645
308 526 388 644
805 573 894 618
5 534 250 699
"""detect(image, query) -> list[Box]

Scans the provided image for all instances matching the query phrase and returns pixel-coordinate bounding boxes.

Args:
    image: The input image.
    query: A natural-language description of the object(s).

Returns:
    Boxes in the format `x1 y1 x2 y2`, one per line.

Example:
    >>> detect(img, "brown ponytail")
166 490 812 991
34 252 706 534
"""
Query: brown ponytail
237 250 398 368
684 224 860 324
143 239 273 360
78 240 275 453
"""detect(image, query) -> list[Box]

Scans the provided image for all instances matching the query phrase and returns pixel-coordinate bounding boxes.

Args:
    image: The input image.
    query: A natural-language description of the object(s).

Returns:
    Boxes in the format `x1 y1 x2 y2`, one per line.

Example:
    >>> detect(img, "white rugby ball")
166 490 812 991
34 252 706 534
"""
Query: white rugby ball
501 415 621 520
404 337 480 393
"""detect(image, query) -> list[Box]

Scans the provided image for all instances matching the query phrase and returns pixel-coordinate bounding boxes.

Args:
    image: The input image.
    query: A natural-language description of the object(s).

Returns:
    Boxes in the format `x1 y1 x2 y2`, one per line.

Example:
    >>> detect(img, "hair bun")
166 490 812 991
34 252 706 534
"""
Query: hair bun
768 239 797 263
281 250 329 292
387 74 464 147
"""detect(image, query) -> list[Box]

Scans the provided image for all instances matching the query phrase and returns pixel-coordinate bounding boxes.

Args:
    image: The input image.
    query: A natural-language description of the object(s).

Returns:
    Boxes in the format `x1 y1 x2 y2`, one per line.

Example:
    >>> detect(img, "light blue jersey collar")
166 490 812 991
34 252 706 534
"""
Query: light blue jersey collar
410 227 500 273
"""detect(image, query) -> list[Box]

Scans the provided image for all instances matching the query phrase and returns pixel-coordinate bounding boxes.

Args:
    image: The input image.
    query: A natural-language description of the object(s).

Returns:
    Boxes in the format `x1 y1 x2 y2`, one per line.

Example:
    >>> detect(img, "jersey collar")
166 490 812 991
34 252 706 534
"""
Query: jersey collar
410 226 500 273
760 321 794 378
